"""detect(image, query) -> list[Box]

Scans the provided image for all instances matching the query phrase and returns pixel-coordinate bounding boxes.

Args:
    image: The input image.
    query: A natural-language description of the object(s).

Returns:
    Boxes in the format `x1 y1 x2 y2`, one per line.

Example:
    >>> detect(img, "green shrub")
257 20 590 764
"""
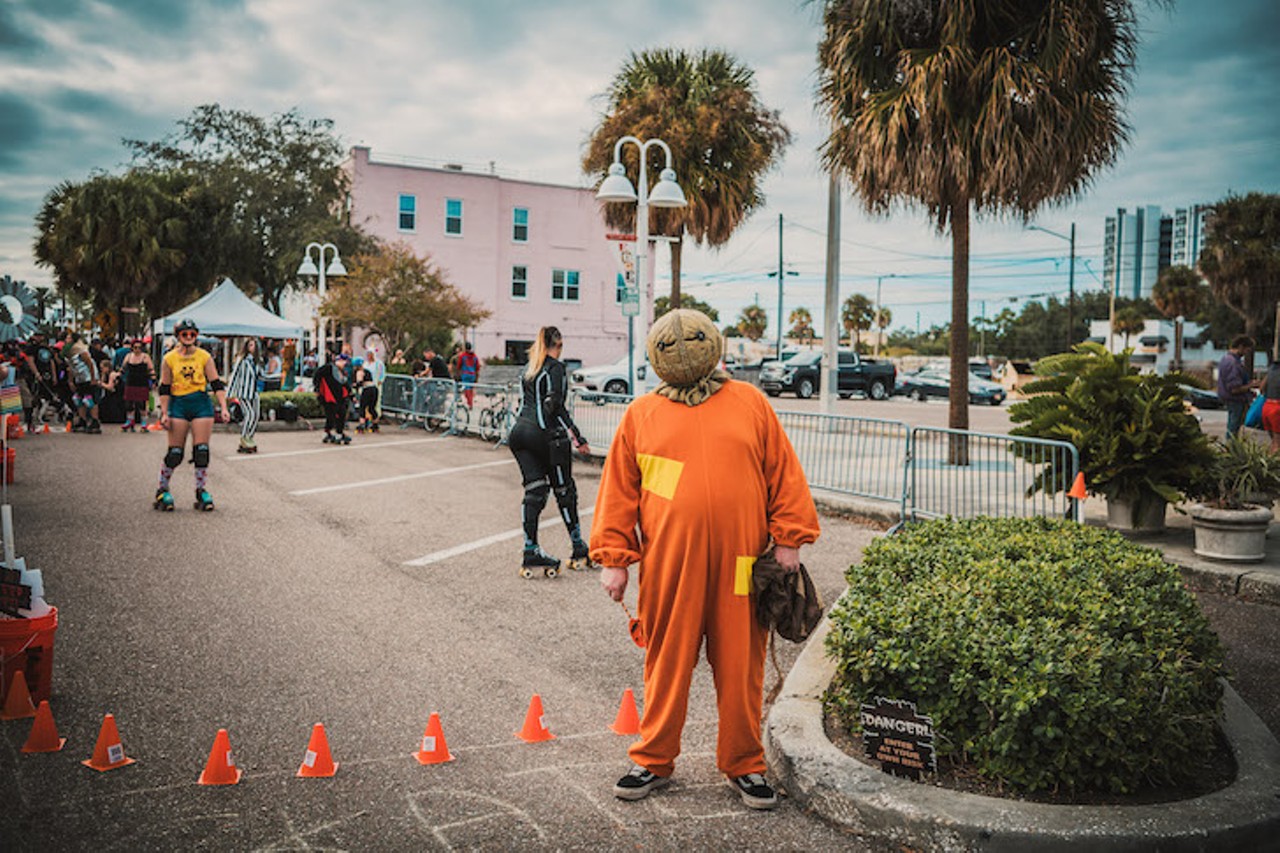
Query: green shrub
386 363 413 375
258 391 322 419
825 517 1226 794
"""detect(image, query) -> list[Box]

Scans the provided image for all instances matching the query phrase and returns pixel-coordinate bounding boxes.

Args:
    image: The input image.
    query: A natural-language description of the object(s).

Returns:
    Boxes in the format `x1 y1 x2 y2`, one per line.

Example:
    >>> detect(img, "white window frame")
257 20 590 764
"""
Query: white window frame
511 265 528 300
445 198 463 236
398 194 416 231
512 207 529 242
551 268 580 303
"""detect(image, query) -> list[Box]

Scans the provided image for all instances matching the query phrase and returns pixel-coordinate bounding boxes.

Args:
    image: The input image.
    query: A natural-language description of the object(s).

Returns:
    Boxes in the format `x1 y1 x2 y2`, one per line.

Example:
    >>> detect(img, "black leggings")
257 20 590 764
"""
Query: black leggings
508 419 579 545
322 400 346 434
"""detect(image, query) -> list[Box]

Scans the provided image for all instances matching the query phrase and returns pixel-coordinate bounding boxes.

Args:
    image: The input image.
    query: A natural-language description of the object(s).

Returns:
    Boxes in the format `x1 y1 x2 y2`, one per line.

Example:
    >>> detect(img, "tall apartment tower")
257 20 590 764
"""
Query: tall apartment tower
1102 203 1207 300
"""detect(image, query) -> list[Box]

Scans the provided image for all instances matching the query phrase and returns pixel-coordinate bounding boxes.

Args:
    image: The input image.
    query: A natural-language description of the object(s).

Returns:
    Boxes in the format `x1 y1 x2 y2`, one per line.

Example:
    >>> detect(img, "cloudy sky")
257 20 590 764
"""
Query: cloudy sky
2 0 1277 338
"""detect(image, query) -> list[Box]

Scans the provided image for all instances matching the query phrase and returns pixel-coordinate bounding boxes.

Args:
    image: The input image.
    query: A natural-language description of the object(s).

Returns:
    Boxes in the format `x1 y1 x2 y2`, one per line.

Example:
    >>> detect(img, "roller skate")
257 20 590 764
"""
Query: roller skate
520 546 561 579
567 539 598 571
194 488 215 511
339 433 352 445
153 489 174 512
236 439 257 454
323 433 337 444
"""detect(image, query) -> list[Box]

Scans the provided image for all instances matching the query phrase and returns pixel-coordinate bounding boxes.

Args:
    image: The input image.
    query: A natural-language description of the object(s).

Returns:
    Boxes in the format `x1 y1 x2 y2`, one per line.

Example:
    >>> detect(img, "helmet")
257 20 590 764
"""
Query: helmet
174 318 199 335
352 356 364 367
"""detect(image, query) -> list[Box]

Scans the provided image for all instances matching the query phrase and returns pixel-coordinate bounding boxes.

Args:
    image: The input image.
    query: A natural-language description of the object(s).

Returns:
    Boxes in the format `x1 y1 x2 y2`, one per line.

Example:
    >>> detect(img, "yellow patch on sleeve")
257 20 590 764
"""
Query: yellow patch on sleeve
734 556 756 596
635 453 683 500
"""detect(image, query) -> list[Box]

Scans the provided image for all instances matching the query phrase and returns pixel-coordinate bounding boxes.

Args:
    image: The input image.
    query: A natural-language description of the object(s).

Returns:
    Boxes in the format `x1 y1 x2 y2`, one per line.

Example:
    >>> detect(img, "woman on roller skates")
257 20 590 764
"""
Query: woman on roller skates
227 338 261 453
508 326 591 578
118 338 155 431
154 319 229 511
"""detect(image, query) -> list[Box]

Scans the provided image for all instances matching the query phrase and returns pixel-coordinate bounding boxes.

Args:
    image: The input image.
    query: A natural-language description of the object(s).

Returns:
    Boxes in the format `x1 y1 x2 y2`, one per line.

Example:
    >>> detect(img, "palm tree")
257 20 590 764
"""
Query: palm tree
1198 192 1280 364
1152 265 1207 370
788 307 815 344
841 294 874 351
584 48 791 308
873 306 893 356
1113 306 1147 349
738 304 768 342
817 0 1142 443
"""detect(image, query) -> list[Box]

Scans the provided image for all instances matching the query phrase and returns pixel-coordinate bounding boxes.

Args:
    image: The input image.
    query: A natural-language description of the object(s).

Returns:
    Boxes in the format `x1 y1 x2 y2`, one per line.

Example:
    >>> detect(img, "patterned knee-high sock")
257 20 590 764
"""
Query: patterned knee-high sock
194 467 208 490
158 465 174 491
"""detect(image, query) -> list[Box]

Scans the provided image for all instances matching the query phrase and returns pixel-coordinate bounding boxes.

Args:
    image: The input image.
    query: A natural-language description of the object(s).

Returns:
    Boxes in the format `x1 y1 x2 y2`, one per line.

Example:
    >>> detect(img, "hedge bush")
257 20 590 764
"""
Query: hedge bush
258 391 322 419
825 517 1226 794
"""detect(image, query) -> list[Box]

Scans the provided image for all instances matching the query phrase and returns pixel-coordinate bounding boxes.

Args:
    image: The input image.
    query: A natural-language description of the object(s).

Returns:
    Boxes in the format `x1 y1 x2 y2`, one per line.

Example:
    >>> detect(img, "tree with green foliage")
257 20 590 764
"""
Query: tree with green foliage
127 103 373 314
788 307 815 344
583 48 791 307
320 242 489 357
1112 305 1147 348
737 304 768 342
841 293 874 350
817 0 1144 438
654 294 718 322
1198 192 1280 361
1152 265 1208 369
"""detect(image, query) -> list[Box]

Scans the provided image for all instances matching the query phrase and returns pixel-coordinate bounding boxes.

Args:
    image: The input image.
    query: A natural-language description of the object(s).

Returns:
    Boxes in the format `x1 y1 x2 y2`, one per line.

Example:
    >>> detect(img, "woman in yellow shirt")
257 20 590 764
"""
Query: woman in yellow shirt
154 318 229 511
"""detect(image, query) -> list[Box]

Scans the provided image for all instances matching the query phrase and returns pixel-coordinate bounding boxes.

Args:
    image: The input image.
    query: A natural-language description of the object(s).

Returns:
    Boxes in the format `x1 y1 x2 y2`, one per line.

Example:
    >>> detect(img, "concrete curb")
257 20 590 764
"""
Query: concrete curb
765 618 1280 852
1175 559 1280 607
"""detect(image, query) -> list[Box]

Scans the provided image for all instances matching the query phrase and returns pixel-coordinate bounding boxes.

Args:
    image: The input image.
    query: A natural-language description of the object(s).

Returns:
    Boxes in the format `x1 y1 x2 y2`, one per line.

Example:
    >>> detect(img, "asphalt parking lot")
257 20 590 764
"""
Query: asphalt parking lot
2 426 880 851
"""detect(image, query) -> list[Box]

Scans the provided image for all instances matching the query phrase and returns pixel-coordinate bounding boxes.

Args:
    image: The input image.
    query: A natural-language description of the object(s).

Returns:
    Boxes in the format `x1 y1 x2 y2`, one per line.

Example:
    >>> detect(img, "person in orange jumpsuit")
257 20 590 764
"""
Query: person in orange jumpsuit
591 309 820 810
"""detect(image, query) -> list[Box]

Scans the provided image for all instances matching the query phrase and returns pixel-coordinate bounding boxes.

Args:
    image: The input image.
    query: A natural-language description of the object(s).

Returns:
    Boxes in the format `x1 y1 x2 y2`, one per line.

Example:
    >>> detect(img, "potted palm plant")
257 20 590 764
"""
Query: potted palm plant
1009 343 1214 532
1186 437 1280 562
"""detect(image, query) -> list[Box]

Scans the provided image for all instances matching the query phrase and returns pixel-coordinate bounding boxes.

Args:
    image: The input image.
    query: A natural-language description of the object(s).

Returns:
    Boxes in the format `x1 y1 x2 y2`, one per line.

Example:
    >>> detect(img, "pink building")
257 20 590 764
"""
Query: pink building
343 146 630 366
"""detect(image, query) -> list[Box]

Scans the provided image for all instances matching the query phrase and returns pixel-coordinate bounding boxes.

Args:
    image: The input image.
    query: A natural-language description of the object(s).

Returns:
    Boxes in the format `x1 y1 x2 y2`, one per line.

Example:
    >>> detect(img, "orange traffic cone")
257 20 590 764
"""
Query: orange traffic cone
516 694 555 743
1 671 37 720
42 423 51 434
296 723 339 778
82 713 136 771
64 421 71 433
22 700 66 753
413 712 455 765
1068 472 1088 500
609 688 641 736
198 728 242 785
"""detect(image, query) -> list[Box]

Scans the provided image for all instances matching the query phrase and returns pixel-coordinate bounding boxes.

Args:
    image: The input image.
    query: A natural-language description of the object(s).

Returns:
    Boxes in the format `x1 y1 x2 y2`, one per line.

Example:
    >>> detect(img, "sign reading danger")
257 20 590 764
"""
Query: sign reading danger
860 696 937 781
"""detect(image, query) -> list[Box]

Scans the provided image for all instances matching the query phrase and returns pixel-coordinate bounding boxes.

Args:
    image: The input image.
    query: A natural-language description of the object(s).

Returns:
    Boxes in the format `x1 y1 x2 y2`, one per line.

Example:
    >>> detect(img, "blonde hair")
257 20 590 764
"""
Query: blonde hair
524 326 562 380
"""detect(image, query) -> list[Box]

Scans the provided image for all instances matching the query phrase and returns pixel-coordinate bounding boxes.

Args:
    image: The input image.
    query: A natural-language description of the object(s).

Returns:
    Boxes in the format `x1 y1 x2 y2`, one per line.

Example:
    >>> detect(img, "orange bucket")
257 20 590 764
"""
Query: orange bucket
0 607 58 704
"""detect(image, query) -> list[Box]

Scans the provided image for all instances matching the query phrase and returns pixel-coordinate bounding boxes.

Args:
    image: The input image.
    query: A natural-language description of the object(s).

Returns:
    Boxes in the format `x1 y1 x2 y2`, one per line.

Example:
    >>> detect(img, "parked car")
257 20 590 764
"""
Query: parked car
969 359 993 381
898 368 1007 405
1180 383 1224 410
570 351 648 396
758 350 897 400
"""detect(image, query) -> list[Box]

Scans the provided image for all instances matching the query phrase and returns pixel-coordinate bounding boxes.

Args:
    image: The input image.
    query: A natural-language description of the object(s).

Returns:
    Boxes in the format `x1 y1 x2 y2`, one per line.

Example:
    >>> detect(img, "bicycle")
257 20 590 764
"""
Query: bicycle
477 391 517 444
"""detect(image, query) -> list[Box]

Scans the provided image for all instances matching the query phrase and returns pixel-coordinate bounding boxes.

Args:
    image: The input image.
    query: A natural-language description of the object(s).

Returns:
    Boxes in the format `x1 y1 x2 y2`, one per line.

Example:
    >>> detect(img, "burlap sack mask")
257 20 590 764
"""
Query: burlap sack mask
647 309 731 406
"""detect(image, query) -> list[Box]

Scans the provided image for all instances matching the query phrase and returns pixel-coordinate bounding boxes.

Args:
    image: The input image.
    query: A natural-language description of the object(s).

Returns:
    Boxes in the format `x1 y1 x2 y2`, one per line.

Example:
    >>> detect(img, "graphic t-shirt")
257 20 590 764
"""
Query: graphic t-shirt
164 347 212 396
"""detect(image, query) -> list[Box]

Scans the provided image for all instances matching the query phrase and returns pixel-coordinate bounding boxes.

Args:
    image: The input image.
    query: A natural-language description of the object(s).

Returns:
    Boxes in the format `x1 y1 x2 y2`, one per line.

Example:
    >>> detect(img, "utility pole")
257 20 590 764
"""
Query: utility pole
776 213 784 357
821 177 841 416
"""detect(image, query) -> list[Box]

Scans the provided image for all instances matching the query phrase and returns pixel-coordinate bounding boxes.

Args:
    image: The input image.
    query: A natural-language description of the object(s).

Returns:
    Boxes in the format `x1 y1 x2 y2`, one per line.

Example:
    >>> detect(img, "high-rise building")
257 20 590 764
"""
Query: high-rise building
1102 203 1207 300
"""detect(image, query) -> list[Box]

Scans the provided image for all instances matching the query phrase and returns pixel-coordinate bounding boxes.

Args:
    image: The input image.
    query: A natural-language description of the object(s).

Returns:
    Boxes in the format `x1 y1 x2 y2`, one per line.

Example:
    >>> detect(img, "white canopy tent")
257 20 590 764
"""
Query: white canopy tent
152 278 304 339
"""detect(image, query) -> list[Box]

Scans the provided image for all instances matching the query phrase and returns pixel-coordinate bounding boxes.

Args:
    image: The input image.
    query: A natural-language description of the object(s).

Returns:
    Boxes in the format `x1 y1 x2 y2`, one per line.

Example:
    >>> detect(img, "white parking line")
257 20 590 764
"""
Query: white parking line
290 459 515 496
225 436 444 461
403 506 596 567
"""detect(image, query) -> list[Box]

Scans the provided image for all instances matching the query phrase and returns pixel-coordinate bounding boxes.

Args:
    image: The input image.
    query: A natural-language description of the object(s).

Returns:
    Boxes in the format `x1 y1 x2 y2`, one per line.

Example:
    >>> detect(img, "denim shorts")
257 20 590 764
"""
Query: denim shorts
169 391 214 421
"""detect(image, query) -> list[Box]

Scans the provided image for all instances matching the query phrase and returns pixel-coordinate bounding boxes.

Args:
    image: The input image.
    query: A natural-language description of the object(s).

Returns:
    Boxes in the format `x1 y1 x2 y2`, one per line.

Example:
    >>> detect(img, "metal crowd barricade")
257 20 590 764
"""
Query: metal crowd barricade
774 411 911 522
379 374 417 420
568 389 631 456
454 380 514 440
908 427 1080 523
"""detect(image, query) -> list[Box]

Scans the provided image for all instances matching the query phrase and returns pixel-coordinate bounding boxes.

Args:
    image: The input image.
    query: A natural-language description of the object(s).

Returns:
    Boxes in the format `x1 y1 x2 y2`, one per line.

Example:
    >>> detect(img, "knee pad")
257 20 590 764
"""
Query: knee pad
193 443 210 468
523 478 550 509
553 480 577 506
164 446 184 469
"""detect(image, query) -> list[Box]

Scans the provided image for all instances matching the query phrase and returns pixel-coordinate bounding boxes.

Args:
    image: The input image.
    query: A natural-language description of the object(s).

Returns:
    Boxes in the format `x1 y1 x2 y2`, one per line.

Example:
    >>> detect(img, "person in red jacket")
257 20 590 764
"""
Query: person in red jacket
590 309 820 810
314 351 352 445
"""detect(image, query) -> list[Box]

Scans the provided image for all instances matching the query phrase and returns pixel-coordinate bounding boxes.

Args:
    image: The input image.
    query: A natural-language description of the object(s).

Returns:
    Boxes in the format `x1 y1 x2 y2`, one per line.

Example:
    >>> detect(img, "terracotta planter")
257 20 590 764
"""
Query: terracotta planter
1106 498 1168 533
1189 503 1274 563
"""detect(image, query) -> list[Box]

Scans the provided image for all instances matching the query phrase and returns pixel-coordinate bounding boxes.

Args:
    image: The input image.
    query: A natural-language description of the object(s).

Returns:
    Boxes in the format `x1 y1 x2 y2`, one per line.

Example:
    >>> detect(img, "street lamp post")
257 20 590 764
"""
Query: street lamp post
1027 223 1076 352
297 242 347 367
595 136 688 391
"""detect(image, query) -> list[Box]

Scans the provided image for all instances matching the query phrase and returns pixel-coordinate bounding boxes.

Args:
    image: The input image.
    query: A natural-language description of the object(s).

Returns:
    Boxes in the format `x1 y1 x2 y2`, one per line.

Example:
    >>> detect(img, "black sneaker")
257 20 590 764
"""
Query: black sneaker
728 773 778 810
613 765 669 801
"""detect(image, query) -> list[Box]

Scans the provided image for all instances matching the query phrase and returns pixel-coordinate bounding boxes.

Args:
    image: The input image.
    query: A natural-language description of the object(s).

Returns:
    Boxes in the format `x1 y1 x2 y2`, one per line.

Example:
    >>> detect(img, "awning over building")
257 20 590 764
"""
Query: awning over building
1139 335 1170 346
